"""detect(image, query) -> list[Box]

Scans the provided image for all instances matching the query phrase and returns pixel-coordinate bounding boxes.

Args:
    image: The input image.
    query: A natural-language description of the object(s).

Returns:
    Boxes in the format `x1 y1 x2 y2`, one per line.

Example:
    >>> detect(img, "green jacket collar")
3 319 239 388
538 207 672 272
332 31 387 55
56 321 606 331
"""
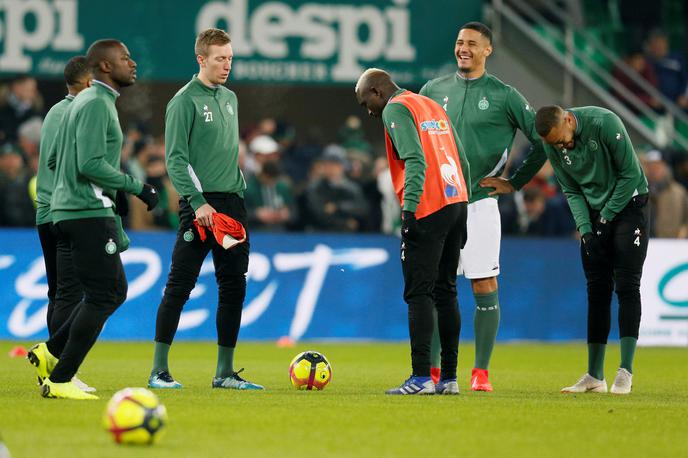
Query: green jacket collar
191 75 220 94
454 71 488 87
390 88 407 100
92 80 120 99
570 109 583 137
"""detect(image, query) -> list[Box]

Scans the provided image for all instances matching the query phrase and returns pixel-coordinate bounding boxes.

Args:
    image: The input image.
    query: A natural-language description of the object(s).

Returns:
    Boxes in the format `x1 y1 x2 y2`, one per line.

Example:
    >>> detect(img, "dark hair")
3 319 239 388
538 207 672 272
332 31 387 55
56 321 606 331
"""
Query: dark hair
86 39 124 71
535 105 564 137
460 21 493 44
195 28 231 57
63 56 90 86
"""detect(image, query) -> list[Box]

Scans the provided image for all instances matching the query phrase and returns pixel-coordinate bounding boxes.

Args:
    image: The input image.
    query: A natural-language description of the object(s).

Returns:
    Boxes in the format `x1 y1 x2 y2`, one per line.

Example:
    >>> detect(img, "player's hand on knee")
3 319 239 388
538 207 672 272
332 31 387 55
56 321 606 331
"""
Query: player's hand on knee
582 231 605 258
479 177 515 196
594 215 611 242
581 232 595 257
136 184 160 211
195 203 217 227
401 210 423 241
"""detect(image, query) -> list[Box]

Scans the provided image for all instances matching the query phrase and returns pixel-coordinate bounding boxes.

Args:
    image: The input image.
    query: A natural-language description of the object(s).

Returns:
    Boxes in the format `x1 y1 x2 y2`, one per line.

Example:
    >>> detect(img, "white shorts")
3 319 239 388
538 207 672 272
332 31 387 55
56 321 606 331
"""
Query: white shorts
458 198 501 279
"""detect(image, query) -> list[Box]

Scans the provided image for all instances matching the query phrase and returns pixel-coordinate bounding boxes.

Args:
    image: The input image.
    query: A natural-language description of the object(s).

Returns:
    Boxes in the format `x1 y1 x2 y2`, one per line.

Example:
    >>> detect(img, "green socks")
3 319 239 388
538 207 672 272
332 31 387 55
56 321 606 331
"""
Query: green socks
430 309 441 368
152 342 171 374
587 343 606 380
215 345 235 378
430 290 500 370
153 343 237 379
587 339 636 379
474 290 500 370
619 337 637 374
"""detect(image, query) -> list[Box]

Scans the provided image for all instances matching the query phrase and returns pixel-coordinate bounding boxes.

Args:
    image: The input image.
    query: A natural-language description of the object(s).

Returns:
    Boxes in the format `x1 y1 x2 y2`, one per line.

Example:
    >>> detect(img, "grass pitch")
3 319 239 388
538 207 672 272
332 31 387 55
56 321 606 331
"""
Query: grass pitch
0 341 686 458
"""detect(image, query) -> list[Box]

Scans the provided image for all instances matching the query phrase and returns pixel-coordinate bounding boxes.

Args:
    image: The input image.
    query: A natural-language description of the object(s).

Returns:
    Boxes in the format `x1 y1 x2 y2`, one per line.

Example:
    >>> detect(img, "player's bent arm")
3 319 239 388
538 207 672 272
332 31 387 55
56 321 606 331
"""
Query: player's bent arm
75 101 143 194
382 103 426 213
505 88 548 190
598 114 643 222
165 96 207 211
553 164 592 235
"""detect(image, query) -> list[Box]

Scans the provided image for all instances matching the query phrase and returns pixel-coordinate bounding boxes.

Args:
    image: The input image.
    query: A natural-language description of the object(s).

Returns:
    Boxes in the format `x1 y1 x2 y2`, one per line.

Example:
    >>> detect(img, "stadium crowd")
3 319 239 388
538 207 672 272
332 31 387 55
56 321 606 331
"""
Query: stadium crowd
2 30 688 238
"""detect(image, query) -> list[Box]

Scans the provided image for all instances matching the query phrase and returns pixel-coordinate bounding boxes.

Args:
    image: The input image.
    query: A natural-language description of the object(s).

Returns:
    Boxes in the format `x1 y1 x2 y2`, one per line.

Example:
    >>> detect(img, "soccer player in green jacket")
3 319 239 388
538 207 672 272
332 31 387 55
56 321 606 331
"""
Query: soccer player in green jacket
27 40 159 400
420 22 547 391
34 55 94 393
35 56 90 336
534 105 648 394
148 28 263 391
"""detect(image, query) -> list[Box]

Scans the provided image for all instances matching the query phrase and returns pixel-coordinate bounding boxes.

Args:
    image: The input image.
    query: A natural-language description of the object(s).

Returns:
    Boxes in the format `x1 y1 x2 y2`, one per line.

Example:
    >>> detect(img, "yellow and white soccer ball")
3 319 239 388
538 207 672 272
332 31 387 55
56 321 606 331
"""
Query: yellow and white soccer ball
289 350 332 390
103 387 167 445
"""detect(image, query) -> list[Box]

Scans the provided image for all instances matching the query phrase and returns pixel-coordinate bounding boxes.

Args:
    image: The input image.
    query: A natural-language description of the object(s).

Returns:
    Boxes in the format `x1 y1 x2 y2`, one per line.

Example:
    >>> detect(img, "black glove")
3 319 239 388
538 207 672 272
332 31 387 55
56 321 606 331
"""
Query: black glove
401 210 423 241
581 232 595 257
594 215 611 242
115 190 129 217
136 183 159 211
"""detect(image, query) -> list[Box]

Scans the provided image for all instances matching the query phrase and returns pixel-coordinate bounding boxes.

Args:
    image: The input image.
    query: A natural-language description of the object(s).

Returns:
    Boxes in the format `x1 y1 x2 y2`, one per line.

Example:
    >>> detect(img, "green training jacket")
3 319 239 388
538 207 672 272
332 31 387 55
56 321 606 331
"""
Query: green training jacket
545 106 649 235
420 72 547 203
36 95 73 225
165 75 245 211
50 81 143 223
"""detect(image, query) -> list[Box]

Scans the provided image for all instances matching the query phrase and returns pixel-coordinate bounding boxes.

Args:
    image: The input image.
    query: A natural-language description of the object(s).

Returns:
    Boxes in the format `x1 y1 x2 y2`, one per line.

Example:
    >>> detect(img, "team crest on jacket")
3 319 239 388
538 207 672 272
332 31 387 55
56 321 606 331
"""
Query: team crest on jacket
226 102 234 115
440 153 462 197
588 139 598 151
478 97 489 110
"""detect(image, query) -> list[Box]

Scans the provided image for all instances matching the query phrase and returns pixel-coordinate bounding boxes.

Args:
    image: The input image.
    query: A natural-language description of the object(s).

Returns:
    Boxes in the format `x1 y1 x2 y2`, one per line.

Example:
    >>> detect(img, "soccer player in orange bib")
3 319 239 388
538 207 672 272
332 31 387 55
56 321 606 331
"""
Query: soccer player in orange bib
355 69 471 395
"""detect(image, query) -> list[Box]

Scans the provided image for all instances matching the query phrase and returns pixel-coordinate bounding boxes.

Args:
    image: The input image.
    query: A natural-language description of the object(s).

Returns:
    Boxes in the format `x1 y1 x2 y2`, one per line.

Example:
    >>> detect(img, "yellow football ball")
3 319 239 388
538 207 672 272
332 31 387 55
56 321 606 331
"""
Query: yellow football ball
289 351 332 390
103 387 167 445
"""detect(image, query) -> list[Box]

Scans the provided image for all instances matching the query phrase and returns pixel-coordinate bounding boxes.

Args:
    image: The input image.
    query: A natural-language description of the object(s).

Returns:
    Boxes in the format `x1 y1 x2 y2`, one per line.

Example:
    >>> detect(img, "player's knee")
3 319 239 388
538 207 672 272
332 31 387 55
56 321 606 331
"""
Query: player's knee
470 277 497 295
614 273 640 297
217 274 247 304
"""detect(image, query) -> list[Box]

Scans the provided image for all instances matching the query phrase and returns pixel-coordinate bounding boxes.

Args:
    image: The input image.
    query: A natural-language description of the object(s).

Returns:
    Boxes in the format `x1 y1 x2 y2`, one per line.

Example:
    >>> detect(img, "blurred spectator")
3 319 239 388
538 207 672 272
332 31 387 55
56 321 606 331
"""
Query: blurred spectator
523 160 559 198
338 115 372 154
644 30 688 109
673 154 688 190
121 124 147 181
17 117 42 163
245 134 280 179
0 143 35 226
640 150 688 238
281 126 324 189
243 117 277 145
129 154 179 230
345 146 382 232
304 147 368 232
244 135 296 231
0 76 42 143
375 157 401 235
613 49 662 113
500 187 576 237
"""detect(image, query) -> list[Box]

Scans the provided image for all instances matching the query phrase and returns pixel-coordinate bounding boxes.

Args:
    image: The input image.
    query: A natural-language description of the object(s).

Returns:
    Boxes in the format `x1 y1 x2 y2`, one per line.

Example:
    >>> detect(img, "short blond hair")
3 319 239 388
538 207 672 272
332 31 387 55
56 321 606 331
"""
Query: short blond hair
195 28 231 57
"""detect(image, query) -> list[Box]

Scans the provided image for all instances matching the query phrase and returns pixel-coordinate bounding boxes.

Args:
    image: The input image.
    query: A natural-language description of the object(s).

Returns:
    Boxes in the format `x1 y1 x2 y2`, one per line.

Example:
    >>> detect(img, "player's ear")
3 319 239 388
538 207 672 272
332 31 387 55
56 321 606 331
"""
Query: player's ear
196 54 205 68
484 44 493 58
99 59 111 74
